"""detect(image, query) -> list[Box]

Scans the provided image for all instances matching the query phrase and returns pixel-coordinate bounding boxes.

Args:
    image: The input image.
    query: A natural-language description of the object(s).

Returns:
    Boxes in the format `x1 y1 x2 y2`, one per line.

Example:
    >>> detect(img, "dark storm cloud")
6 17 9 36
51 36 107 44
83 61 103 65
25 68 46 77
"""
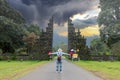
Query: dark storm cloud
73 16 97 28
21 0 71 6
7 0 99 27
7 0 35 23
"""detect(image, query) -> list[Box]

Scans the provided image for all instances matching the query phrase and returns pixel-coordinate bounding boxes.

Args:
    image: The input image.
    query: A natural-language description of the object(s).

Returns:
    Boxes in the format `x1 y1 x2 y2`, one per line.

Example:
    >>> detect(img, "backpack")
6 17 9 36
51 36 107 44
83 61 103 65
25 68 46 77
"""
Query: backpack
57 56 61 61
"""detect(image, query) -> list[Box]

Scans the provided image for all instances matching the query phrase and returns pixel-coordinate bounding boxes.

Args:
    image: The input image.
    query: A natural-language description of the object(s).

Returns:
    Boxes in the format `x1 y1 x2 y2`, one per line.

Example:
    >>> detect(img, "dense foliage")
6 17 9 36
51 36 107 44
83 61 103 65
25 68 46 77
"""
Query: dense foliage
90 38 110 55
0 16 25 48
91 0 120 56
0 0 25 24
98 0 120 47
0 0 41 54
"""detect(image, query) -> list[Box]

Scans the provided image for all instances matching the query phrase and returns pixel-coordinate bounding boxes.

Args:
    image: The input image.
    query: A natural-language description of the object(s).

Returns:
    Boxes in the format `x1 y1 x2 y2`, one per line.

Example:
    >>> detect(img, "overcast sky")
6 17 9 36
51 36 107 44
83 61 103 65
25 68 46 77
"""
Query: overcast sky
7 0 100 47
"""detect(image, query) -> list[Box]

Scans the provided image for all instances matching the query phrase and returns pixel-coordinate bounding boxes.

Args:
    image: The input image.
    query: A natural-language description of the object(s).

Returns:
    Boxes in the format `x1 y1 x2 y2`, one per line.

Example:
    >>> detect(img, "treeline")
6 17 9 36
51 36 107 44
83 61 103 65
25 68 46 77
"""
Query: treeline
0 0 41 55
90 0 120 59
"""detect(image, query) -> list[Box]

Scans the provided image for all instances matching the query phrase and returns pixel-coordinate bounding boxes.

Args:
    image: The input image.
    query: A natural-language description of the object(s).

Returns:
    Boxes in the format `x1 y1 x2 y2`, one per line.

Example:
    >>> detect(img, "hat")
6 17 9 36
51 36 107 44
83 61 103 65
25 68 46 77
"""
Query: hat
58 48 62 52
71 49 74 51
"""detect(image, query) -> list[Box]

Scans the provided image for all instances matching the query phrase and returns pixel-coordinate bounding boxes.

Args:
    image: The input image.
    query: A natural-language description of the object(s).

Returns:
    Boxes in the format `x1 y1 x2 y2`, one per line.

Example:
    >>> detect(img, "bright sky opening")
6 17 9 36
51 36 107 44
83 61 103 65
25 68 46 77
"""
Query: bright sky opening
80 25 100 37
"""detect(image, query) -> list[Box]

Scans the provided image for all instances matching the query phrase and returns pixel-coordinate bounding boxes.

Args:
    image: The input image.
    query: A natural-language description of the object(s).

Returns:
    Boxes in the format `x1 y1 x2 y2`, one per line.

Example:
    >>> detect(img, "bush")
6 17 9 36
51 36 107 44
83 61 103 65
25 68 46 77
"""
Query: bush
118 54 120 61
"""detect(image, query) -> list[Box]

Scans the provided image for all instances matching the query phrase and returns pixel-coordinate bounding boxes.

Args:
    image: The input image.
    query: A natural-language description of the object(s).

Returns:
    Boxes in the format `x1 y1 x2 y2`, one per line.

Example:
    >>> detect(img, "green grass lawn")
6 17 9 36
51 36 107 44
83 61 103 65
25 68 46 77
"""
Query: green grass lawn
74 61 120 80
0 60 48 80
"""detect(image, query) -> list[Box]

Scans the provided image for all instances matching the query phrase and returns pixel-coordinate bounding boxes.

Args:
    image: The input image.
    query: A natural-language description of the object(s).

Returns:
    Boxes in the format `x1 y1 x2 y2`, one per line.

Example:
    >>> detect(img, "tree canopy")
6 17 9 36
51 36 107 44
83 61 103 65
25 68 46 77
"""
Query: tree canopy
0 0 41 53
98 0 120 46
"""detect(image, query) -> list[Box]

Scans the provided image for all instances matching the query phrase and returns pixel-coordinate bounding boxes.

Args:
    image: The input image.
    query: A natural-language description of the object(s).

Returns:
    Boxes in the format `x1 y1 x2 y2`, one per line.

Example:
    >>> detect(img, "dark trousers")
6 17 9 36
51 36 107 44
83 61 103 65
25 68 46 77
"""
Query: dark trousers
56 60 62 71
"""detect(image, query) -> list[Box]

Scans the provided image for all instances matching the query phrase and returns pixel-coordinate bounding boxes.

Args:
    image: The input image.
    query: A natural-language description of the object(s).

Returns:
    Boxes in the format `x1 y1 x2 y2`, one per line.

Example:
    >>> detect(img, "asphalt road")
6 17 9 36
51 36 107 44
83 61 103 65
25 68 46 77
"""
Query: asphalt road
18 60 103 80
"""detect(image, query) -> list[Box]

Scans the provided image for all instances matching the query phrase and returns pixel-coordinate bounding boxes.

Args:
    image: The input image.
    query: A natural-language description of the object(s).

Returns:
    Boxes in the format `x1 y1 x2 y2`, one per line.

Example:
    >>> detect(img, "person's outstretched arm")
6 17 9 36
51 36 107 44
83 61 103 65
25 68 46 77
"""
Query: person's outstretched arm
62 52 70 55
51 52 57 55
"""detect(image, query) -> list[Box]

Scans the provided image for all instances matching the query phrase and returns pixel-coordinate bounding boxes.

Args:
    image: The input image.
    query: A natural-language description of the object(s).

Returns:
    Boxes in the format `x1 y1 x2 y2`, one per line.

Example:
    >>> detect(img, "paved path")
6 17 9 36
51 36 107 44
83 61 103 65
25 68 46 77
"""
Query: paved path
18 60 103 80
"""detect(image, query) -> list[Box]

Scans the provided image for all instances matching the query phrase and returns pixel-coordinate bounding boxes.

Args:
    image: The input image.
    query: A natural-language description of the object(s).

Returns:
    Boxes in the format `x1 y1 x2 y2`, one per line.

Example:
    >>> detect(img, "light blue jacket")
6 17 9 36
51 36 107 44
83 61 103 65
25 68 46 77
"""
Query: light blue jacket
52 52 68 56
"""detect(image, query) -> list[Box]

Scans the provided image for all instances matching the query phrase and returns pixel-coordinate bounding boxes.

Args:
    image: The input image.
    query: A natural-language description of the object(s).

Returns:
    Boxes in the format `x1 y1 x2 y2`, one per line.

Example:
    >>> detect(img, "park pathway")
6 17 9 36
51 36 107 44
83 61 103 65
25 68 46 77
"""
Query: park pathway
18 59 103 80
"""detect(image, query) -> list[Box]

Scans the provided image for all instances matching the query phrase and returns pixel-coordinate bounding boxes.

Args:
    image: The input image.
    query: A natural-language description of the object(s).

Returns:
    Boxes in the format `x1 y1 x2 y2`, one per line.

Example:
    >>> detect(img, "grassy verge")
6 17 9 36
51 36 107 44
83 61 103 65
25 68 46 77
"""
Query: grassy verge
0 60 49 80
73 60 120 80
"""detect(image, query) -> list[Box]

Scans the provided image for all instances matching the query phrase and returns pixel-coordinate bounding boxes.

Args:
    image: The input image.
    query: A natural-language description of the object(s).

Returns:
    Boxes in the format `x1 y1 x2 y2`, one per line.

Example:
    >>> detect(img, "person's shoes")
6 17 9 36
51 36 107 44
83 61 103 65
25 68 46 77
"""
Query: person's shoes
60 69 62 71
60 71 62 73
56 69 58 71
56 71 58 73
60 70 62 73
56 69 58 73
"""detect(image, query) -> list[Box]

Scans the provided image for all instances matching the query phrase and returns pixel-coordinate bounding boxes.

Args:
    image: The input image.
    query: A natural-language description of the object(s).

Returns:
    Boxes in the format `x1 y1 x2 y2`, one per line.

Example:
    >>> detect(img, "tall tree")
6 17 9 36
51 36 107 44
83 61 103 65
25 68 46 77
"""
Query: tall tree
27 24 41 36
23 32 37 54
98 0 120 46
0 0 27 53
